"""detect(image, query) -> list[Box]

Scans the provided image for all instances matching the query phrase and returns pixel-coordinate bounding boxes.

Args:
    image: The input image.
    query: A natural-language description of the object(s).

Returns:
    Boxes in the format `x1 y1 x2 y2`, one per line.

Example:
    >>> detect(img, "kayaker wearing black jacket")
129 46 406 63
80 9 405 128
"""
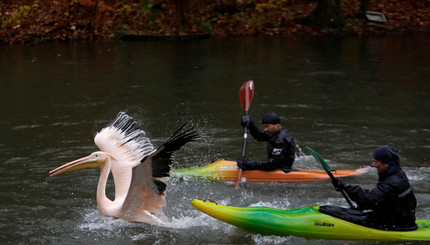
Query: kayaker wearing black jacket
320 145 418 231
238 112 295 171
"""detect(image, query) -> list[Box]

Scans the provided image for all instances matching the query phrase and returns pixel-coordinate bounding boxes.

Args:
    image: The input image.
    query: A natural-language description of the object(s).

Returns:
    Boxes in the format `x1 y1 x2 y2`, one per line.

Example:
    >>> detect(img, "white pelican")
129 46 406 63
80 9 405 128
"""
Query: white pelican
49 112 198 225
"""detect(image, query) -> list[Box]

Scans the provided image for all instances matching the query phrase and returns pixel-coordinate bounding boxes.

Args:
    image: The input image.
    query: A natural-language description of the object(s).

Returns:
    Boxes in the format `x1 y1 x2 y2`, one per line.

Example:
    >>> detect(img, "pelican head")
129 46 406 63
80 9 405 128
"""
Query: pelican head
49 151 114 177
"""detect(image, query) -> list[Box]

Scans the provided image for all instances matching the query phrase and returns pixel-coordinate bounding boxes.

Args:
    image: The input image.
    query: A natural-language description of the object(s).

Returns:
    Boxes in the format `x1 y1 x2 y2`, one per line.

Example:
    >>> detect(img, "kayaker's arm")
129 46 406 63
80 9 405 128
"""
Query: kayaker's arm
237 134 294 171
238 158 270 170
336 179 381 210
241 116 270 141
237 154 291 171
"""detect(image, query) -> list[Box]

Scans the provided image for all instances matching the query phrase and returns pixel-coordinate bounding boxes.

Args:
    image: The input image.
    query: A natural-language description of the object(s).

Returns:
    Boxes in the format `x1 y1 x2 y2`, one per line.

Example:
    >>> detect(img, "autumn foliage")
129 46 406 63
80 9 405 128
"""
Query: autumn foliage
1 0 429 43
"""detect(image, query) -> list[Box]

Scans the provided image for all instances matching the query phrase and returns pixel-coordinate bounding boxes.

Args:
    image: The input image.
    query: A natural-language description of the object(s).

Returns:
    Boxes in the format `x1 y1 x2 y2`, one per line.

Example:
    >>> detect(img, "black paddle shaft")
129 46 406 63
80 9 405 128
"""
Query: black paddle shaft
240 111 249 161
327 170 354 208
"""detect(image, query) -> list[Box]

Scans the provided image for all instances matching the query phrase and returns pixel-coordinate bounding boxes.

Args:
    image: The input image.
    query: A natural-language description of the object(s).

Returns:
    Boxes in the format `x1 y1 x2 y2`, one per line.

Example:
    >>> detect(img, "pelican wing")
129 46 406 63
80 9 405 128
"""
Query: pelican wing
94 112 155 199
95 112 154 166
122 123 199 214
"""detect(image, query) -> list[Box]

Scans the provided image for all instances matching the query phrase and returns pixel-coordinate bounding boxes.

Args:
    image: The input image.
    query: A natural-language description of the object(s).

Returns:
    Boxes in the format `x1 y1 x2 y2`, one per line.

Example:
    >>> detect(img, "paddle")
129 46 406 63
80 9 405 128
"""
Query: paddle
234 80 255 189
305 146 354 208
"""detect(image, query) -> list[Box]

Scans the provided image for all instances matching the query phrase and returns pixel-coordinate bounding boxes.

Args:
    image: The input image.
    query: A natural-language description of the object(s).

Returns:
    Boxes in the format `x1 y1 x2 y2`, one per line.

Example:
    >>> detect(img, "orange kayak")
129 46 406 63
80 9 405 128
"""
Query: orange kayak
172 159 368 183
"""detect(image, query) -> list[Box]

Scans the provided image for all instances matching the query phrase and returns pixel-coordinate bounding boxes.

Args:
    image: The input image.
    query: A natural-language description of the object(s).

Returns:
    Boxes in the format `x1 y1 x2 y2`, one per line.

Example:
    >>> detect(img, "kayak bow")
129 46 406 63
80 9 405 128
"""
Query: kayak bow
191 199 430 241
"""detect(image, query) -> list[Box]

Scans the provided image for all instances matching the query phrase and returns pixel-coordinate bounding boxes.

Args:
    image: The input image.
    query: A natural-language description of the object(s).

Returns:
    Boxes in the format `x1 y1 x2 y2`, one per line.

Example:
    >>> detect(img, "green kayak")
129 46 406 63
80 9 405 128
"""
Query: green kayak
192 199 430 241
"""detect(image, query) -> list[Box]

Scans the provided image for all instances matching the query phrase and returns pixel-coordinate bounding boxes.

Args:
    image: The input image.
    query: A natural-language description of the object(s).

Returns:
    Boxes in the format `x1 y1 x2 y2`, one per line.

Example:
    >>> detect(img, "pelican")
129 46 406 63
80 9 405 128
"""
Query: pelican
49 112 198 225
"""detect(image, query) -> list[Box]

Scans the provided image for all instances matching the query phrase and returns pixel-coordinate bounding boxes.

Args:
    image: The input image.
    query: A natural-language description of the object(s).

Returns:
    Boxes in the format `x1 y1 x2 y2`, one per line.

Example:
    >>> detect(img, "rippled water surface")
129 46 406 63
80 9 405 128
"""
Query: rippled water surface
1 36 430 244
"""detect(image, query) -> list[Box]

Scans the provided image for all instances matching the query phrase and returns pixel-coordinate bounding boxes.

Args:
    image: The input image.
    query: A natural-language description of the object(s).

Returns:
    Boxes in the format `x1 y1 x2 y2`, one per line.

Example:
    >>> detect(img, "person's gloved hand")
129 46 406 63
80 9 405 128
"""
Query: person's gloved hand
333 178 347 191
241 115 251 128
237 159 246 169
237 159 257 170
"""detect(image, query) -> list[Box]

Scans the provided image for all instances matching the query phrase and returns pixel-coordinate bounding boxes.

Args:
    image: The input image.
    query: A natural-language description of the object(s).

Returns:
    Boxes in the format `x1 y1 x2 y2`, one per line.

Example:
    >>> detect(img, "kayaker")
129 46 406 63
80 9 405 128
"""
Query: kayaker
320 145 418 231
238 112 295 171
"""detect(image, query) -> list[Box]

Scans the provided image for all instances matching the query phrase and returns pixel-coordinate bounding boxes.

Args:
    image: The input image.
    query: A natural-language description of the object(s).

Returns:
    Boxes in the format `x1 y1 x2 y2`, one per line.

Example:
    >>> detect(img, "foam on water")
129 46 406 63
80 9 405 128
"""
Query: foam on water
79 210 138 232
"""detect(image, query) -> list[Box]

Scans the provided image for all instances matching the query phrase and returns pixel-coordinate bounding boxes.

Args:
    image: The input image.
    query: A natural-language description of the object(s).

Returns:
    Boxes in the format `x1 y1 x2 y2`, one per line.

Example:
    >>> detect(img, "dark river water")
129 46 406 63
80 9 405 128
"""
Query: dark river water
1 35 429 244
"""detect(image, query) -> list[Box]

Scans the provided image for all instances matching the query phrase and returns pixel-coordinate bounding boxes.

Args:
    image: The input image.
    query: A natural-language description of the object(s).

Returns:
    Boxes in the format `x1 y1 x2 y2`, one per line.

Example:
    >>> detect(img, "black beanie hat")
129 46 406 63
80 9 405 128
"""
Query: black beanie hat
262 112 280 124
373 145 400 166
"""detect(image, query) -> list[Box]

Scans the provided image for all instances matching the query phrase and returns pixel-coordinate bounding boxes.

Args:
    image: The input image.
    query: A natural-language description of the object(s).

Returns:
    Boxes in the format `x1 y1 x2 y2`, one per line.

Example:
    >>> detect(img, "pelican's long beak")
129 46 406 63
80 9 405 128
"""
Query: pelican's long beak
49 155 102 177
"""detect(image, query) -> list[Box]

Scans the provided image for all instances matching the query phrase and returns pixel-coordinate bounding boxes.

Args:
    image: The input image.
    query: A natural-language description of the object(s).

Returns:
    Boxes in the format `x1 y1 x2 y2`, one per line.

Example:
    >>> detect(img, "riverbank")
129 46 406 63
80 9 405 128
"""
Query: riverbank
1 0 429 44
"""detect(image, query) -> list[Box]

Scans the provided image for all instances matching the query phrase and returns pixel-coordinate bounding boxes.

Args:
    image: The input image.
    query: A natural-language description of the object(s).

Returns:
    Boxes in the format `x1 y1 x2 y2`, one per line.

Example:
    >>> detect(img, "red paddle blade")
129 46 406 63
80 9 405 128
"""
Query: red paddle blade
239 80 254 111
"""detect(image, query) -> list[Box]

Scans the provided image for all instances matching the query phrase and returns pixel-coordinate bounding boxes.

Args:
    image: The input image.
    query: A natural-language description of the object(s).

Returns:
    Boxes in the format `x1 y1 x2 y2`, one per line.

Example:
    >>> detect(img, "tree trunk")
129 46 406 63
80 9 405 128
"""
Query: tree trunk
302 0 345 28
357 0 370 18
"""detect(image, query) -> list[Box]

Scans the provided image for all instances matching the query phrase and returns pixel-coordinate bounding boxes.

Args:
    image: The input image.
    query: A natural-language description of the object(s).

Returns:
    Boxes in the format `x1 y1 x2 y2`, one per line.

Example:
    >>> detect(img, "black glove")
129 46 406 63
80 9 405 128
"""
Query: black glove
241 115 251 128
237 159 257 170
237 159 245 169
333 178 347 191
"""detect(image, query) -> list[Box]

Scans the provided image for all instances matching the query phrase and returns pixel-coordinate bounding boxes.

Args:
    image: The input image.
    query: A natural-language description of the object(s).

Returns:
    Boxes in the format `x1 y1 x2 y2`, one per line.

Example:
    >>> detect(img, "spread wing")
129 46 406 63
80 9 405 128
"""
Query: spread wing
94 112 154 198
95 112 154 167
121 123 198 214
